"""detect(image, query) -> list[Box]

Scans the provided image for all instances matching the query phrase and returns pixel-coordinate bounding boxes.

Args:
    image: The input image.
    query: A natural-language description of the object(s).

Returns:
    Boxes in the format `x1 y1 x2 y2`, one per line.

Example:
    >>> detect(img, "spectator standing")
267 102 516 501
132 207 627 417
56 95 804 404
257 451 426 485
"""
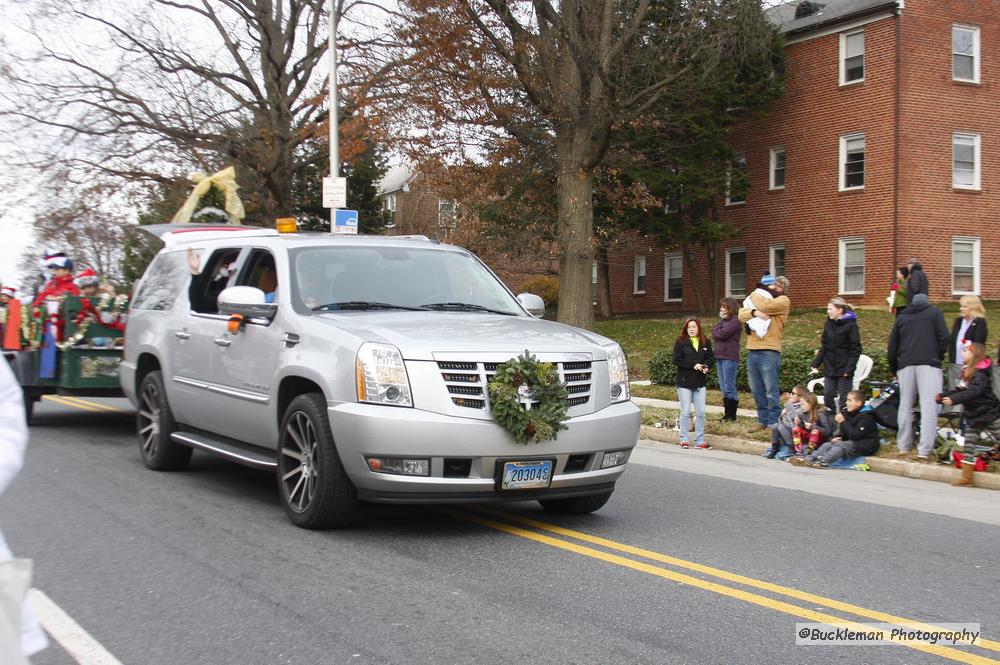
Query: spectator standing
906 258 928 304
890 267 909 316
947 295 988 390
673 318 714 449
940 341 1000 487
887 293 949 458
738 275 791 432
711 298 742 422
809 297 862 413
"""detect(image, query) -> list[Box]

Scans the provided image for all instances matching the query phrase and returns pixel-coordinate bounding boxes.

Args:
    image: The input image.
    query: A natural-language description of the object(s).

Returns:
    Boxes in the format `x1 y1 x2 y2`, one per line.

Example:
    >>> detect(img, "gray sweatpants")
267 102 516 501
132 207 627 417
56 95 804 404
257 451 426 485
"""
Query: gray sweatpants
897 364 943 457
806 440 857 465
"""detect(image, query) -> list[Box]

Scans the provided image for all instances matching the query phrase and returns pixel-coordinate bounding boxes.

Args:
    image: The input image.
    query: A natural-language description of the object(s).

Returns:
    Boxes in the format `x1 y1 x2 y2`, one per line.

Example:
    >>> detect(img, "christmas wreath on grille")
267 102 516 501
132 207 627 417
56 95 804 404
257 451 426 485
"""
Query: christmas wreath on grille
488 351 569 444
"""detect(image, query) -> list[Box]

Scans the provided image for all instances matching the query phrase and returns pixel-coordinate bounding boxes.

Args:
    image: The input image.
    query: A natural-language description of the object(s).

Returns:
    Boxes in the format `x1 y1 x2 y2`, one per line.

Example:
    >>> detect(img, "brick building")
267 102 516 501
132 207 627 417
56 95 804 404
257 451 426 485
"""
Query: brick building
607 0 999 313
377 165 460 240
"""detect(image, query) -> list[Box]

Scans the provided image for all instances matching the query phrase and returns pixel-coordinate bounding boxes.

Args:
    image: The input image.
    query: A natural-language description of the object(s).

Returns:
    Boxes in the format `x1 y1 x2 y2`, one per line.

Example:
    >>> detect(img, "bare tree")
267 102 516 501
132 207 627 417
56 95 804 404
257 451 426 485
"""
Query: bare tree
374 0 777 329
0 0 393 223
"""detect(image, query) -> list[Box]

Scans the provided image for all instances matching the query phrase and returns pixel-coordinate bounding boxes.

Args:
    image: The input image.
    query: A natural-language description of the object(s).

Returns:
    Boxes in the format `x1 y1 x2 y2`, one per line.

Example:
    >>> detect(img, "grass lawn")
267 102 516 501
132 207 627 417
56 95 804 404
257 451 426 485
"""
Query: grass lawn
597 300 1000 381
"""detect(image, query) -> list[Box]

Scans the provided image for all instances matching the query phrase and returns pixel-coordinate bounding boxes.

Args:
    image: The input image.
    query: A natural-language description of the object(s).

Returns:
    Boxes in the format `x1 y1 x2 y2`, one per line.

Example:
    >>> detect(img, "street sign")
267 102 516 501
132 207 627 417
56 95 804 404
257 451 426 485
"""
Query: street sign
332 209 358 235
323 176 347 208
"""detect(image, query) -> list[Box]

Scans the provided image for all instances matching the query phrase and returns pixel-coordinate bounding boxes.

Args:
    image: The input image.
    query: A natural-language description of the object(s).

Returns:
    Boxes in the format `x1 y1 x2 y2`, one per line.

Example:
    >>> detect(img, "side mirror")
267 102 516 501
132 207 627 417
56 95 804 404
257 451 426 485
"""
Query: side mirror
517 293 546 318
218 286 278 321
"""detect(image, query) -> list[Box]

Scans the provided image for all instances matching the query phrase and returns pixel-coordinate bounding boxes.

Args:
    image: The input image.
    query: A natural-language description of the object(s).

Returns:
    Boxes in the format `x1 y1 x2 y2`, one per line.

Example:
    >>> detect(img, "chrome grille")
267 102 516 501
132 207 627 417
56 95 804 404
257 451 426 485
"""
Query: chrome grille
437 359 593 410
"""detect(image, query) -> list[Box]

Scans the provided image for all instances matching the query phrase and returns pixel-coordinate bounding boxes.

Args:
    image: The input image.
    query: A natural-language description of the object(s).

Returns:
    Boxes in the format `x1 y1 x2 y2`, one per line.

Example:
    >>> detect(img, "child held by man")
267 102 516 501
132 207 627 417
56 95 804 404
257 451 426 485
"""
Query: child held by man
742 273 776 339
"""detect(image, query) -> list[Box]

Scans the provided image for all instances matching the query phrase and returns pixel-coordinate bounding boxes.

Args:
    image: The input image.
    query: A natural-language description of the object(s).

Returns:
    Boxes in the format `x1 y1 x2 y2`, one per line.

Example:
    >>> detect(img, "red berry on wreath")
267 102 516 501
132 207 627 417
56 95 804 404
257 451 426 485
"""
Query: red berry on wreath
525 421 537 436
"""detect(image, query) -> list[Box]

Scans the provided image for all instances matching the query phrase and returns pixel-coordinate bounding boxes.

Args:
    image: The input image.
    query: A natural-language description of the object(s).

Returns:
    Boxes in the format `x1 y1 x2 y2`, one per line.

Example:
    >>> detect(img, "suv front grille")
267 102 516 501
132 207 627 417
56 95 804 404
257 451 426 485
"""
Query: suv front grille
437 360 593 411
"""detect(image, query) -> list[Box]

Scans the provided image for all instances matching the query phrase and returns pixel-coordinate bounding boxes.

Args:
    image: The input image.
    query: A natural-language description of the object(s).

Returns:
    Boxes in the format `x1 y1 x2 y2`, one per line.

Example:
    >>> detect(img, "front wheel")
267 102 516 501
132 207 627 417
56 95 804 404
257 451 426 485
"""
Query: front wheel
136 370 192 470
538 490 613 515
277 393 358 529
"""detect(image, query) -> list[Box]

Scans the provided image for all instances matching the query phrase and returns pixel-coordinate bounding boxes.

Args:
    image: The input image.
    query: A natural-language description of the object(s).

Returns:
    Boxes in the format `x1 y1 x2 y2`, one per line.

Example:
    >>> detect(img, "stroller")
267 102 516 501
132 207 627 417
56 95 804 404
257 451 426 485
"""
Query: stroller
861 380 901 430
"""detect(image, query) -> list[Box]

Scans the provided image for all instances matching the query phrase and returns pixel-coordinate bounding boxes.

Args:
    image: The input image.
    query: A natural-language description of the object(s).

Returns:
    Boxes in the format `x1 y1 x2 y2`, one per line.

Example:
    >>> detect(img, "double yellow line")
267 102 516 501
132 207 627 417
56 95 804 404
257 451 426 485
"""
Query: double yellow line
42 395 129 414
446 507 999 664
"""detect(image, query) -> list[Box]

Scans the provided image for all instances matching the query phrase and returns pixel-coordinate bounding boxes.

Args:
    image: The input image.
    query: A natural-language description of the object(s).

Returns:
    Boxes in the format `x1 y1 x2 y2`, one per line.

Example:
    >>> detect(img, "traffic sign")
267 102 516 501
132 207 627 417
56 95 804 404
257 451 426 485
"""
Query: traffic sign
333 209 358 235
323 176 347 208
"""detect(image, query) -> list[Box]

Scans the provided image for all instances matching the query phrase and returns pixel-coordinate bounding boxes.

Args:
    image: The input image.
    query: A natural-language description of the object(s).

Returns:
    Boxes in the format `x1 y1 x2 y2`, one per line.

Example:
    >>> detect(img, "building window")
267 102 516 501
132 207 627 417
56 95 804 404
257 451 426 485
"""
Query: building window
839 133 865 191
725 156 747 205
952 133 981 190
633 256 646 294
769 245 785 278
838 238 865 295
384 194 396 212
769 148 786 190
952 237 980 295
438 199 457 228
726 248 746 297
952 25 980 83
840 29 865 84
664 253 683 302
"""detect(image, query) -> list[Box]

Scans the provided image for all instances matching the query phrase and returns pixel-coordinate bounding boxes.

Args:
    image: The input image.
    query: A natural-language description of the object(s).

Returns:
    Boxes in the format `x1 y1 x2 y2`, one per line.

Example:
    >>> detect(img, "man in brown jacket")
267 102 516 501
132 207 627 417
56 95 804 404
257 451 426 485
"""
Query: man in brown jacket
739 276 791 431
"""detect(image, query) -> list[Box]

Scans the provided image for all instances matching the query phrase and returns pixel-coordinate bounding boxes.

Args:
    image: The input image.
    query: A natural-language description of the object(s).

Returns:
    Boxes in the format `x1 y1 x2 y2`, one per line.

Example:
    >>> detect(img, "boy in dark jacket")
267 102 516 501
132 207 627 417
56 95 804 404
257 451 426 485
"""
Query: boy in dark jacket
790 390 879 468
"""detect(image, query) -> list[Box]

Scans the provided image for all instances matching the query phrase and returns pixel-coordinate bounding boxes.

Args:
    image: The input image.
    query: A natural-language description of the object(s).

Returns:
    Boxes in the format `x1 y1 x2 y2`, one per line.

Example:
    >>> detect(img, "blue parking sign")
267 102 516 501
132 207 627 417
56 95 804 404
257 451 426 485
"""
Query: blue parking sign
333 209 358 235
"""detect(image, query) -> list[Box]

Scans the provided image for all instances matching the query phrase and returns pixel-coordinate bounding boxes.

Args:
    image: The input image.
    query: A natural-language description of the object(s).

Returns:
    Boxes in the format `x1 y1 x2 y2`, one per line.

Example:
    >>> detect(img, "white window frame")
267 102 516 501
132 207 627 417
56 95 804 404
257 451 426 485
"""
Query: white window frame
725 156 747 206
664 253 683 303
838 237 866 295
725 248 747 298
633 255 646 295
952 132 981 190
384 194 396 212
769 147 786 190
839 133 866 191
952 24 980 84
951 237 981 295
769 244 785 278
840 29 865 85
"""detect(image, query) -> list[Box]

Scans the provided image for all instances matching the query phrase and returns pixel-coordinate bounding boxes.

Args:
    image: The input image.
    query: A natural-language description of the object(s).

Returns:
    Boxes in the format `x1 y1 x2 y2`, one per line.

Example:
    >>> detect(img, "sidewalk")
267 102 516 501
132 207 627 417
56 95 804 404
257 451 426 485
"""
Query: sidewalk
632 396 1000 491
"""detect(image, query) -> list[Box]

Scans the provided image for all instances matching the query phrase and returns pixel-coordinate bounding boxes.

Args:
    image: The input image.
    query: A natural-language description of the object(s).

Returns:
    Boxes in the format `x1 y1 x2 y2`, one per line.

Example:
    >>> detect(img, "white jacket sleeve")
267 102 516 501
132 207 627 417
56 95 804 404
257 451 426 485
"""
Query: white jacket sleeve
0 360 27 496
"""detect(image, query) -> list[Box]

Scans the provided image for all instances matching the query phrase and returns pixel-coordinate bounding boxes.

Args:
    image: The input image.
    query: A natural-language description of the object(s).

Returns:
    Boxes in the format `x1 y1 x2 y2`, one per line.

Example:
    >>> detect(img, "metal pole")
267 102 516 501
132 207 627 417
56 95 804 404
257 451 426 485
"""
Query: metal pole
329 0 339 229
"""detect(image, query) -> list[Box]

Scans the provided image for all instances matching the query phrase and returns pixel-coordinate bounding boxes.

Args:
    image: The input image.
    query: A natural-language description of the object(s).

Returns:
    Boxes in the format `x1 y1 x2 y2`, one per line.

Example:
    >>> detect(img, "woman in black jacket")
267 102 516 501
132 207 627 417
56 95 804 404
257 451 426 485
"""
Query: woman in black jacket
673 318 714 449
947 295 988 390
940 342 1000 487
809 297 862 413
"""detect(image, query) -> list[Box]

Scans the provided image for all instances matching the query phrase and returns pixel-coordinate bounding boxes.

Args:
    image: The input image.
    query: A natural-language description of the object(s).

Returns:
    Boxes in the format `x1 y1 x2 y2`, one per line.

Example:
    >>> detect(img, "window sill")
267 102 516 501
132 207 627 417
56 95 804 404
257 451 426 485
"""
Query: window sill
633 291 646 296
769 186 785 191
952 186 981 193
664 299 683 304
839 291 865 296
953 79 980 86
838 186 865 193
952 291 979 297
725 201 747 207
839 78 865 87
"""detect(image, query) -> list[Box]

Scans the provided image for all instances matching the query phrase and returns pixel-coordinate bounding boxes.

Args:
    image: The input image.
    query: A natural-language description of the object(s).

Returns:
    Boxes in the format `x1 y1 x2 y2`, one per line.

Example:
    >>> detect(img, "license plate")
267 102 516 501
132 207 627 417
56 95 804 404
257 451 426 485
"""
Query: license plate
499 460 554 490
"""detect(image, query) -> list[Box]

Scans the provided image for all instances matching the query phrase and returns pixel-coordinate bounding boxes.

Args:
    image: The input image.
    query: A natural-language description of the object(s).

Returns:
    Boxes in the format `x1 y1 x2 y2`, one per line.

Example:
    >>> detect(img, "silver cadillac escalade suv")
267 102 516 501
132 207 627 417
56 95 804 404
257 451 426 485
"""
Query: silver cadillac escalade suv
121 225 640 529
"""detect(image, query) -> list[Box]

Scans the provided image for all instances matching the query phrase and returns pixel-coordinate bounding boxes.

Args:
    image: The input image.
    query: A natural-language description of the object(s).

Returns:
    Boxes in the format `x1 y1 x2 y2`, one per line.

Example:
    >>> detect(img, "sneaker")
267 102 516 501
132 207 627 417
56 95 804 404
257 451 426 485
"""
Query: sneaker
680 441 691 448
788 456 809 467
852 463 871 472
810 460 828 469
695 442 711 449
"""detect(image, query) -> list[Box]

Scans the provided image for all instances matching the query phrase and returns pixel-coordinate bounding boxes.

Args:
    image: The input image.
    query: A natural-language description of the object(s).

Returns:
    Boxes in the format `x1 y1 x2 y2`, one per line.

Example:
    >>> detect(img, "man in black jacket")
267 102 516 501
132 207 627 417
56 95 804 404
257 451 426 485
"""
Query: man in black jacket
906 258 929 304
887 293 948 457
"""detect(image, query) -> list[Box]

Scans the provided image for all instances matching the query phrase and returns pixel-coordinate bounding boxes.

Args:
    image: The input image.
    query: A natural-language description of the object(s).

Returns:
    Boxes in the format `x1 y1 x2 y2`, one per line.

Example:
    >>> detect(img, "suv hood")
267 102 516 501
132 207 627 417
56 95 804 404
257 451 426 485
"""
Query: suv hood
312 312 615 360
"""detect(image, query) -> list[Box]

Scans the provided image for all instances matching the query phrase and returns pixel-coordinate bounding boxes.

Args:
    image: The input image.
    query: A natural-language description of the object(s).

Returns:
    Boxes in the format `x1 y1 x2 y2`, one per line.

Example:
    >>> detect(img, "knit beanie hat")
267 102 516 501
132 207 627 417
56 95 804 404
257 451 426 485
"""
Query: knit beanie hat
761 273 776 286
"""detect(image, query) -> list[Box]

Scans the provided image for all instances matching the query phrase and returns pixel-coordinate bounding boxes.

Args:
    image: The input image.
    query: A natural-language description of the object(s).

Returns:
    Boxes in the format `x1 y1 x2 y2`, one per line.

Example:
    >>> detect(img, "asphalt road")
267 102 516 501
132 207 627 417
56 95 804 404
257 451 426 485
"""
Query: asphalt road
2 397 998 665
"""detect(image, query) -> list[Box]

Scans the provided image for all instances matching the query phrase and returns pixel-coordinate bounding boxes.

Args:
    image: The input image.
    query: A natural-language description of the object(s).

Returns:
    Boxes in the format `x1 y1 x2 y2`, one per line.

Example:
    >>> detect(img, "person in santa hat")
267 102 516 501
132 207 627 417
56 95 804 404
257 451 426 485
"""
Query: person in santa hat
31 257 80 308
0 286 22 351
74 268 101 297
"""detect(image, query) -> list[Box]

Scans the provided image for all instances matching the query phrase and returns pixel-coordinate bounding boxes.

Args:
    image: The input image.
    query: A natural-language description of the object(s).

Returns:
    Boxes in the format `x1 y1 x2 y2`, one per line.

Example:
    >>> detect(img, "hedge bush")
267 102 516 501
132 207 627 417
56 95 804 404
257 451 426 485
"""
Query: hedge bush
519 275 559 307
649 345 893 393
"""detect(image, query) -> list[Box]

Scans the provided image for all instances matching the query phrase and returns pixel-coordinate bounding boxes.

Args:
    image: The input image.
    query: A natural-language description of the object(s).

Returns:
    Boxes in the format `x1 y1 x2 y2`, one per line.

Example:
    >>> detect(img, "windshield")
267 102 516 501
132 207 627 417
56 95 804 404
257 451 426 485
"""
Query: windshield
289 245 524 315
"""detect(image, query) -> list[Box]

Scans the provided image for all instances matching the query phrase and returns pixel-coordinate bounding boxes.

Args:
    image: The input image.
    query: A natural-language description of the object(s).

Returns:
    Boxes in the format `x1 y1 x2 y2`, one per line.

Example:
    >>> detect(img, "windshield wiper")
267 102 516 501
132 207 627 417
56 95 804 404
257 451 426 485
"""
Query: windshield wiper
422 302 516 316
313 301 425 312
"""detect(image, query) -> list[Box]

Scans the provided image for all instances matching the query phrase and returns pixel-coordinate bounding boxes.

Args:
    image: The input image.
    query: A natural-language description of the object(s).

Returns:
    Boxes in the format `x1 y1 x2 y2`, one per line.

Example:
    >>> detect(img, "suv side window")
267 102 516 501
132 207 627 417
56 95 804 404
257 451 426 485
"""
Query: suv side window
235 249 278 303
189 248 242 314
131 251 190 311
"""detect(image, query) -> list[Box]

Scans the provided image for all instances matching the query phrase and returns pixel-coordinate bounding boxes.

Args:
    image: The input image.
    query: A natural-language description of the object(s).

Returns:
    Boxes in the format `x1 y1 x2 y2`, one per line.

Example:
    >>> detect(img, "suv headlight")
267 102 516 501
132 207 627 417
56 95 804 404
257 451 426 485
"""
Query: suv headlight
606 344 630 403
356 342 413 407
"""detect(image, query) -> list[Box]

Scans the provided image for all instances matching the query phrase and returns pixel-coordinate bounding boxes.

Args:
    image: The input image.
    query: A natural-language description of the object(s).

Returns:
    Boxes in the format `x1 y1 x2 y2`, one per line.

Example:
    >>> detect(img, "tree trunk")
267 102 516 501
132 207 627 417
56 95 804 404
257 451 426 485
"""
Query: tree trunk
555 130 595 330
596 243 612 318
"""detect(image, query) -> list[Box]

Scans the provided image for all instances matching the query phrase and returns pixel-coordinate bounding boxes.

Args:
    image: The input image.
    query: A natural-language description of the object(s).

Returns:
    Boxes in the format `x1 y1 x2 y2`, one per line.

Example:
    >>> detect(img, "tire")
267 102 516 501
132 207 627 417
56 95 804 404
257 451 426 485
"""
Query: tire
277 393 358 529
538 490 613 515
136 370 192 470
23 392 35 424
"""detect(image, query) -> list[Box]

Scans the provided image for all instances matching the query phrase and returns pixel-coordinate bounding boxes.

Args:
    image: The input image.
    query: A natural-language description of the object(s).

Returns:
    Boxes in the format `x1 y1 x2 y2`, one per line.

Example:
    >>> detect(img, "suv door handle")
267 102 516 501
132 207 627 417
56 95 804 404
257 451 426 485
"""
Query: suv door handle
174 330 191 341
282 333 300 348
214 337 232 347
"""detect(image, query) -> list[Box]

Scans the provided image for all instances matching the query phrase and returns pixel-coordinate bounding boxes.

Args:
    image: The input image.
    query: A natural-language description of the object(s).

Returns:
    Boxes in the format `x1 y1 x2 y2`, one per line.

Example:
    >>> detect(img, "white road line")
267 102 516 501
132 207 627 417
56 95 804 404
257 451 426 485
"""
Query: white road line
27 589 124 665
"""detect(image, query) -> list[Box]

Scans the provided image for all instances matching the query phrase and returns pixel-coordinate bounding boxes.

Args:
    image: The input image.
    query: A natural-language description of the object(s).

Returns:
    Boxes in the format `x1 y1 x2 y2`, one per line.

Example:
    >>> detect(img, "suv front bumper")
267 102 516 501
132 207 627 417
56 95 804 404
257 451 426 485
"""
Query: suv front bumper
327 400 640 503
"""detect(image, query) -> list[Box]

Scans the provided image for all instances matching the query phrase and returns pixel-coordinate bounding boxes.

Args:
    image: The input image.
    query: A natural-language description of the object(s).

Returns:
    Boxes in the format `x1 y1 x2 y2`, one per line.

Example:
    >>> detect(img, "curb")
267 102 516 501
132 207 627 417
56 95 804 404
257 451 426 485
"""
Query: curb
639 425 1000 491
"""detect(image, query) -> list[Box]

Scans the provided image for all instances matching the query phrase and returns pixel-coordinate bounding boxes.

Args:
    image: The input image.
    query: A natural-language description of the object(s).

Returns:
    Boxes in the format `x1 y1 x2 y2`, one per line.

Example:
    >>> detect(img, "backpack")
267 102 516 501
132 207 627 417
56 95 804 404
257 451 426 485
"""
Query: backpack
862 382 900 431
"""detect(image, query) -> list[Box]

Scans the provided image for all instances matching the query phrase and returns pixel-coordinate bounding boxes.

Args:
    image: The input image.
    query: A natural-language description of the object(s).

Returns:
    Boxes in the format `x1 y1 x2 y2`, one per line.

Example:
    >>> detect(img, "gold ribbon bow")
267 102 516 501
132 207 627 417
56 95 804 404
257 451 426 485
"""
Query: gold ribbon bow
171 166 246 224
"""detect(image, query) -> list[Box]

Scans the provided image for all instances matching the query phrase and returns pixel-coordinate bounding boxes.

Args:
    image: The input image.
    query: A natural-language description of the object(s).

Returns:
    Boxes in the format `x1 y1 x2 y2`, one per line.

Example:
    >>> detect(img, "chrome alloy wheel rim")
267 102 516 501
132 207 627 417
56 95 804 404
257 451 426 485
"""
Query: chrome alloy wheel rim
281 411 319 513
138 381 161 458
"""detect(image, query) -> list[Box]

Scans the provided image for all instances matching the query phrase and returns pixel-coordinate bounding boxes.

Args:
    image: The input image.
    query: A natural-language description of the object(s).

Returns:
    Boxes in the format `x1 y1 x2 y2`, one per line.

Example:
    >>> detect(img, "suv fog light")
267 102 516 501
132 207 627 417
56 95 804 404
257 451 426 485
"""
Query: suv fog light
601 450 630 469
367 457 430 476
610 384 622 399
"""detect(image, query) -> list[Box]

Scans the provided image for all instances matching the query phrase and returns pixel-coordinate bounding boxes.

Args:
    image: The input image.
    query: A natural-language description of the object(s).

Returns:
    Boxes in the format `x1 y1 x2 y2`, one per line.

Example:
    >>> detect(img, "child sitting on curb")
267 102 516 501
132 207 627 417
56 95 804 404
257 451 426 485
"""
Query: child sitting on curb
763 385 807 459
790 390 879 468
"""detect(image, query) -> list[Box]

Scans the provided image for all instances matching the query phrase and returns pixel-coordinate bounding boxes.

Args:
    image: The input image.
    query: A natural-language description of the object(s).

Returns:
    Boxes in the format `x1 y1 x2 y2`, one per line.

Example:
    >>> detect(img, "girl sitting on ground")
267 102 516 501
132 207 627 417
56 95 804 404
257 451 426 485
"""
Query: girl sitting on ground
939 341 1000 487
789 391 835 457
763 385 808 459
790 390 879 468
